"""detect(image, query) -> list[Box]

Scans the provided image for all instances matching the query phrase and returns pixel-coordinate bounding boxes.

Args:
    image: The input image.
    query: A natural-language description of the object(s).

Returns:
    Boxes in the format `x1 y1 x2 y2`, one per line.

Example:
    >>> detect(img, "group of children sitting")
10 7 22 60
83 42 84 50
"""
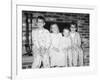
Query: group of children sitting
32 16 83 68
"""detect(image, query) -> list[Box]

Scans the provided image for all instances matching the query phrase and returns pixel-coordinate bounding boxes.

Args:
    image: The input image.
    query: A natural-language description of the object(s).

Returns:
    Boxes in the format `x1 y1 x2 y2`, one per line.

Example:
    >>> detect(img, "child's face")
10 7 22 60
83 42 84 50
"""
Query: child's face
51 24 59 33
63 29 69 37
70 24 76 32
37 19 45 28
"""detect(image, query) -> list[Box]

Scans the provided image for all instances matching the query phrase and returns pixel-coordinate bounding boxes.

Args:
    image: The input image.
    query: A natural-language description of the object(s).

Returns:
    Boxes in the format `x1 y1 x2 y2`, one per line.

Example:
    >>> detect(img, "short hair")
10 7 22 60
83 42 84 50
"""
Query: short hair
37 16 45 22
70 22 78 31
70 22 77 27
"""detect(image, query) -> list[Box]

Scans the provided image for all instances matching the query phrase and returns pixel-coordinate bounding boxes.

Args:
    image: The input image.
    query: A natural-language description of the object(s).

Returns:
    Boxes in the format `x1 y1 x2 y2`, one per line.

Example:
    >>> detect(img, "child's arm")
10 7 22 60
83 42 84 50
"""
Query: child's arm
77 33 81 47
45 30 52 49
32 30 39 49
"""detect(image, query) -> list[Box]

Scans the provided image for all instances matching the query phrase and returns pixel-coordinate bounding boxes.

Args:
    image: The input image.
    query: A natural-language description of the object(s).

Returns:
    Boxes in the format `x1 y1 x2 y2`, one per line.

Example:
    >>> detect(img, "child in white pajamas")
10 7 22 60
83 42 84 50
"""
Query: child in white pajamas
32 16 51 68
60 28 72 67
49 24 65 67
70 23 83 66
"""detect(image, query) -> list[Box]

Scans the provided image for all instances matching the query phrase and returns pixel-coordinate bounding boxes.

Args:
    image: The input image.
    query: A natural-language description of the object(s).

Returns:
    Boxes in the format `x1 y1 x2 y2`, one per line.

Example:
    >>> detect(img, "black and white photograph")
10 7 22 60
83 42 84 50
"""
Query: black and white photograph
11 1 97 79
22 10 90 69
1 0 99 80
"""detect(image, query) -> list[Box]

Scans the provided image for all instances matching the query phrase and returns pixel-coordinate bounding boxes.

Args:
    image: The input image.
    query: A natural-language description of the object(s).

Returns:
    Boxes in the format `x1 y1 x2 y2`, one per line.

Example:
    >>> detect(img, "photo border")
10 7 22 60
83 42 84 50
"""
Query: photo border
11 1 97 80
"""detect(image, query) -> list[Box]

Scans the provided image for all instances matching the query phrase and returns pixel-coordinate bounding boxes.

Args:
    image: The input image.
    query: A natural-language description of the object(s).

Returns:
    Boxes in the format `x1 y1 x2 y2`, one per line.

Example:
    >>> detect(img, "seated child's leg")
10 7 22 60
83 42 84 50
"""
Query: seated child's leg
72 49 78 66
32 47 41 68
65 53 68 67
67 50 72 67
32 54 41 68
43 53 50 68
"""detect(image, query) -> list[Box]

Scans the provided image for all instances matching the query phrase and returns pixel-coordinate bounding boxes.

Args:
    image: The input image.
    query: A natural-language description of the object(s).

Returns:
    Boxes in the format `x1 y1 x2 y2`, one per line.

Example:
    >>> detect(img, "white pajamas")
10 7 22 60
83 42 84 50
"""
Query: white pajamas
60 36 72 67
32 29 51 68
70 32 83 66
49 33 65 67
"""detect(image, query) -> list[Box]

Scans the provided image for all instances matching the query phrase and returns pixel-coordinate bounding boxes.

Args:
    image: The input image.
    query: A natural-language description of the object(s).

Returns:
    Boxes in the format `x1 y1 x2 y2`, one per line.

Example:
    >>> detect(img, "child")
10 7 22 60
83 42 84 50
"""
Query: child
60 28 73 67
32 16 51 68
49 24 65 67
70 23 83 66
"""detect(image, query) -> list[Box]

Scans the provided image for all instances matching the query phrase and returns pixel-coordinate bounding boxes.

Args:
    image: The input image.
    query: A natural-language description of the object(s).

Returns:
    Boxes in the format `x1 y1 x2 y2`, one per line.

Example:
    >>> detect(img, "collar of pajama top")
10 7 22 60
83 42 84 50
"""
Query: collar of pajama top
70 32 80 46
50 33 62 48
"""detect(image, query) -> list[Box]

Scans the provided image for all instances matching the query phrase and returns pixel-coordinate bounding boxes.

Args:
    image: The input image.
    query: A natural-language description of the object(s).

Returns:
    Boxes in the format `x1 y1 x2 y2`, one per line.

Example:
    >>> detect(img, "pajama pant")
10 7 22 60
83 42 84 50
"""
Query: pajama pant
72 46 83 66
77 47 83 66
67 48 73 67
32 47 50 68
50 49 66 67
